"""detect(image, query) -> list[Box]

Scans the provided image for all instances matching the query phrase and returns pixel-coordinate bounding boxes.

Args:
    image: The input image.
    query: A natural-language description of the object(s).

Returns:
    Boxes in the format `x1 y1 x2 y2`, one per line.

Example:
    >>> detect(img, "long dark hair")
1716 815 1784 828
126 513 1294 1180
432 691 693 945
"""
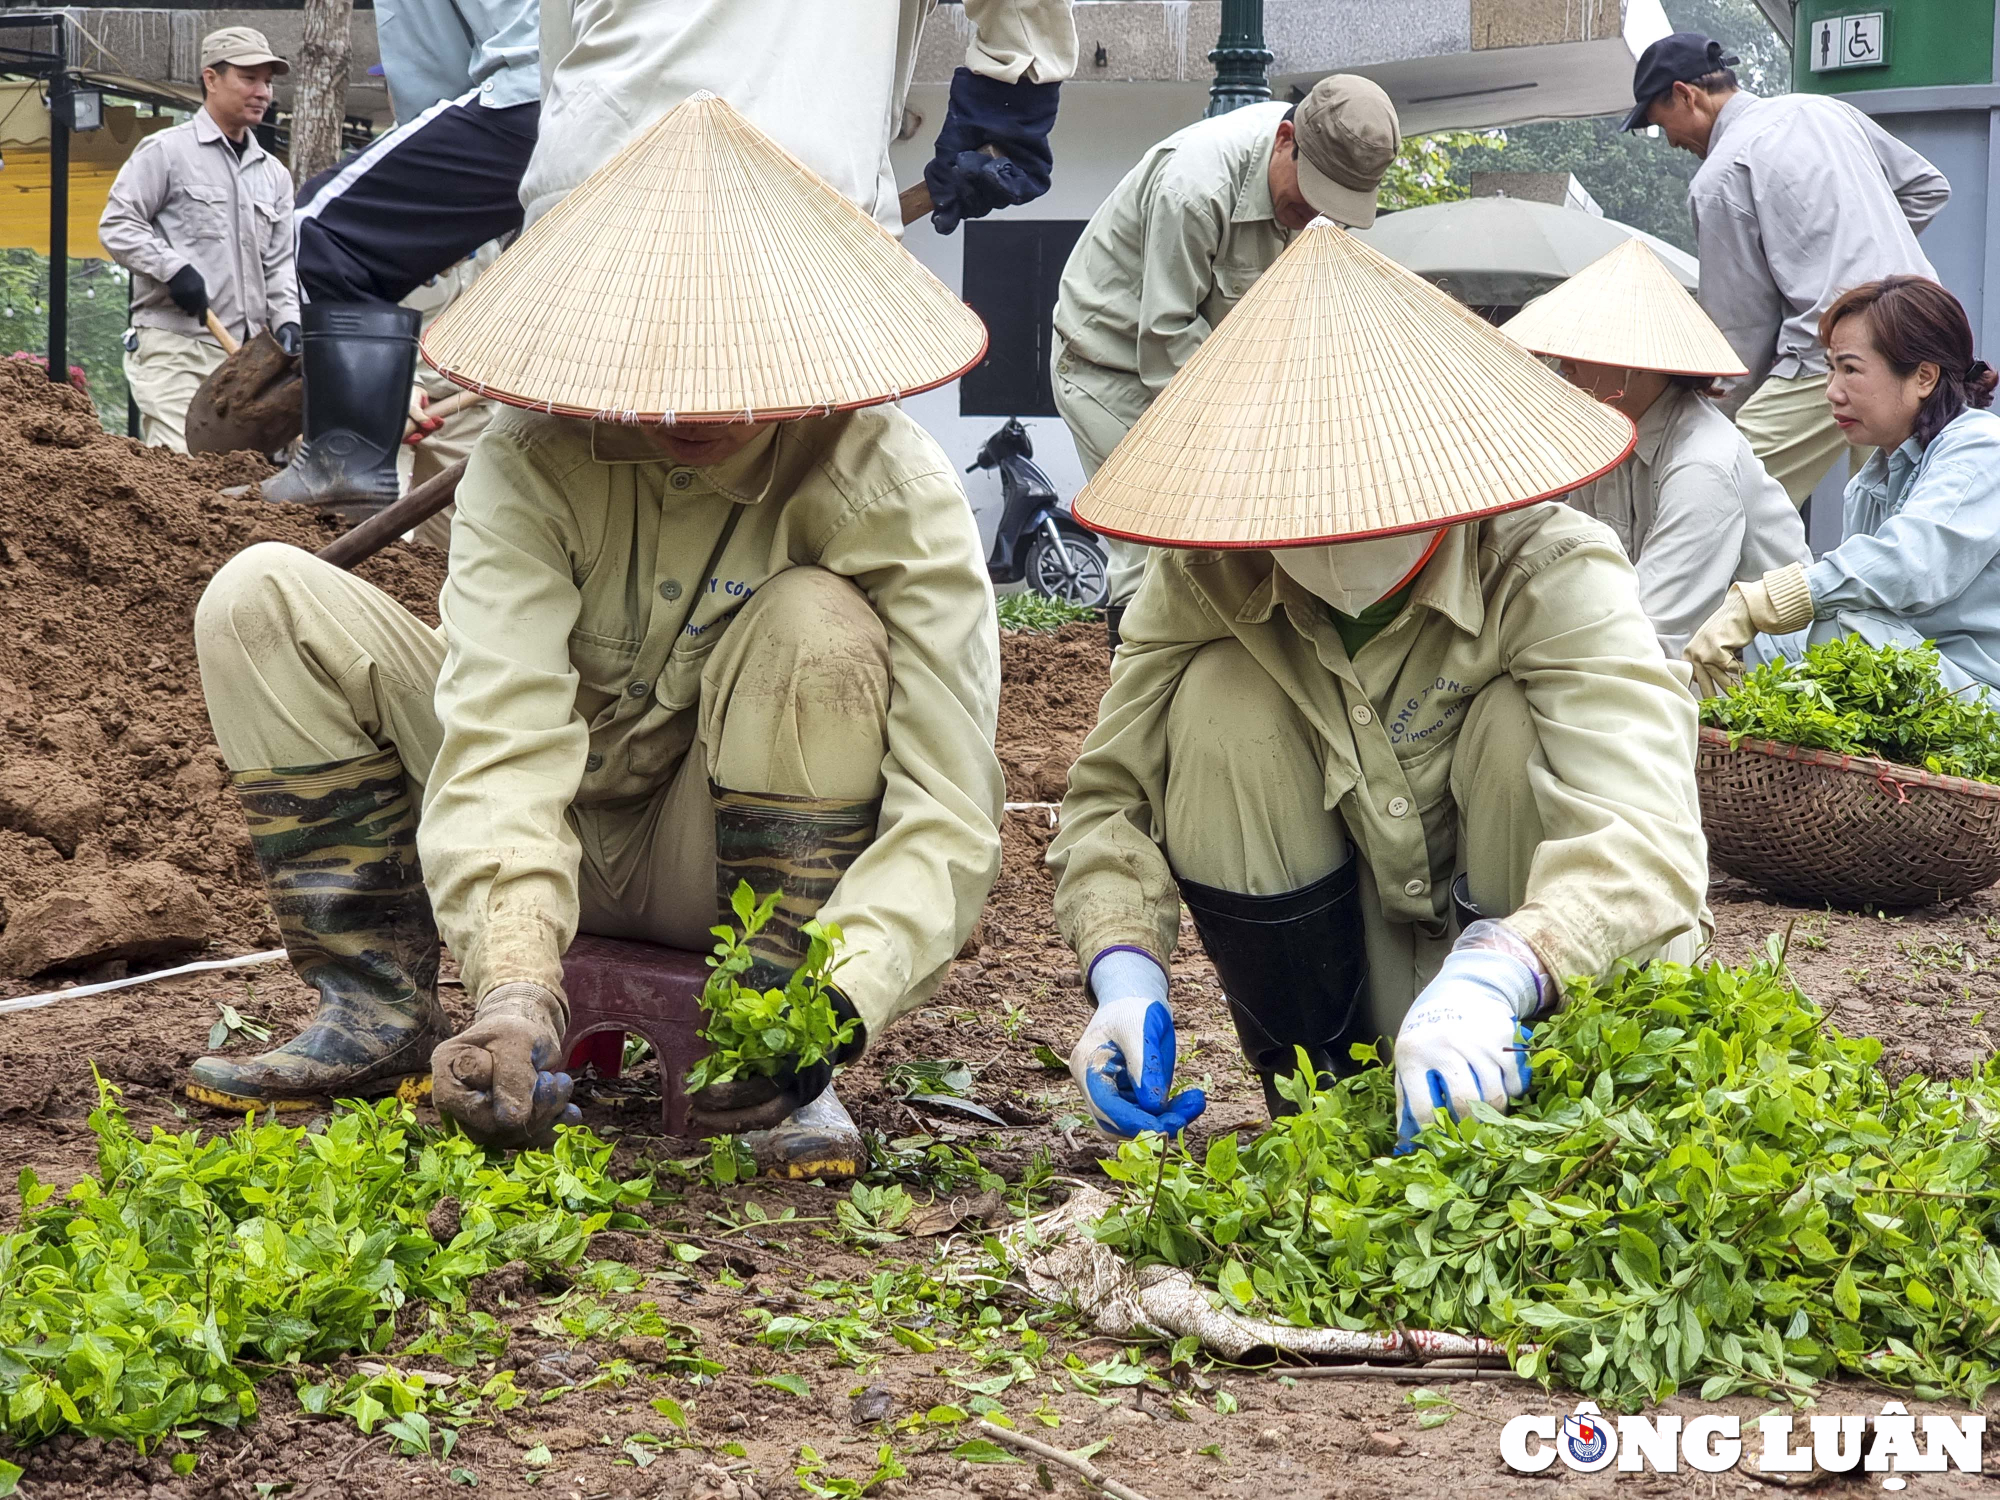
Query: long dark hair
1820 276 1999 447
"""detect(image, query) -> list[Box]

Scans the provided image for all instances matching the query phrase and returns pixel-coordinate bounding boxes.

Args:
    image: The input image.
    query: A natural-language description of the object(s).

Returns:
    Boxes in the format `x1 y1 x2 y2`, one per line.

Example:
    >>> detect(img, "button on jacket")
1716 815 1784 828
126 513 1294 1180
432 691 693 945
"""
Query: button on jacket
1052 101 1292 393
99 110 298 343
374 0 541 118
423 404 1004 1035
1048 504 1708 987
1692 91 1947 393
1565 385 1810 655
1804 407 2000 689
521 0 1077 229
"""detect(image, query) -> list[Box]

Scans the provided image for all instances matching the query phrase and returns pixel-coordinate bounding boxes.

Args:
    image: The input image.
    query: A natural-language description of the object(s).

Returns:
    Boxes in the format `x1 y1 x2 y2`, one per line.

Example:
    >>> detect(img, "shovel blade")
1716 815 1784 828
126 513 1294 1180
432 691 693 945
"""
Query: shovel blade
185 332 303 456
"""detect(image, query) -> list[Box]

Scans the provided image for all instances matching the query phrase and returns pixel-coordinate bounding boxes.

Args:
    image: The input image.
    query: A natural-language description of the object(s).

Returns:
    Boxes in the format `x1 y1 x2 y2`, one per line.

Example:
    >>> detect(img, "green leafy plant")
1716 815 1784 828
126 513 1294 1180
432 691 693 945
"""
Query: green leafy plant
796 1441 906 1498
995 591 1096 634
1701 636 2000 781
685 882 856 1093
1094 955 2000 1406
0 1081 652 1448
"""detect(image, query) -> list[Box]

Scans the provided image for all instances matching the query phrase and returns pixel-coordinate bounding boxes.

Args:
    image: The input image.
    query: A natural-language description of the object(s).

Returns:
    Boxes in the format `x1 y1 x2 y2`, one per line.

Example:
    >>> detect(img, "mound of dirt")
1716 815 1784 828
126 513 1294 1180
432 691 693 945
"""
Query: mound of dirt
0 360 446 975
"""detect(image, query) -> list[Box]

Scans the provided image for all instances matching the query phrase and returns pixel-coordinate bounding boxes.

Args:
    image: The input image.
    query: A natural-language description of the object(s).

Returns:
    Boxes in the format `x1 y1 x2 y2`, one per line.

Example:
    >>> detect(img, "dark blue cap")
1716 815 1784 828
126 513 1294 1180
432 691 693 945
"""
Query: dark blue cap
1623 33 1740 131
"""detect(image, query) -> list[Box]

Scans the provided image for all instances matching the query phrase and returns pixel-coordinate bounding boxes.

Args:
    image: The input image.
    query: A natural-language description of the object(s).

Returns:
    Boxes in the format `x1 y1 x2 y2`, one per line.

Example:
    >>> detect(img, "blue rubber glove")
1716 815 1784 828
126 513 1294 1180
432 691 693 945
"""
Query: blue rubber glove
923 67 1060 235
1393 923 1543 1151
1070 949 1207 1137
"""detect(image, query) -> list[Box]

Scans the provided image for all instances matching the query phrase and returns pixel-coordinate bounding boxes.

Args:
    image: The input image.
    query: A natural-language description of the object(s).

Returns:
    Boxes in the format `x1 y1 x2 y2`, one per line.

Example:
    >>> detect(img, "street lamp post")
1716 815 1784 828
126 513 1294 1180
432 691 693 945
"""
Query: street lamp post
1206 0 1272 116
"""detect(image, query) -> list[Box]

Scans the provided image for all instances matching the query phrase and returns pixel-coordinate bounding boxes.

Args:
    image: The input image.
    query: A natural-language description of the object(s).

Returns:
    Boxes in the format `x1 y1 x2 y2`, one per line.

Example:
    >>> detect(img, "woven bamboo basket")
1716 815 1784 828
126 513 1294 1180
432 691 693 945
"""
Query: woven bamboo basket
1696 726 2000 907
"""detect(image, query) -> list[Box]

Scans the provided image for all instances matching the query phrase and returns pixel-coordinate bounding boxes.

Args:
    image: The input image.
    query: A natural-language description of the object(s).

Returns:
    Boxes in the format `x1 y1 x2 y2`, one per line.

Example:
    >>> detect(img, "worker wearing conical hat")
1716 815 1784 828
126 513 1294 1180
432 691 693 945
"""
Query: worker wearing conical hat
186 98 1005 1168
1051 75 1401 645
1049 222 1709 1144
1502 240 1809 657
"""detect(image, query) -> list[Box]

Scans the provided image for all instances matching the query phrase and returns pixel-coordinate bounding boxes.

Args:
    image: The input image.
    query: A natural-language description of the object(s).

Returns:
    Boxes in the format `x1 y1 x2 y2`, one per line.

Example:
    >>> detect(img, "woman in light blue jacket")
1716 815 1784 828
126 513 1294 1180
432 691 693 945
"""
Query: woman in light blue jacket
1684 276 2000 696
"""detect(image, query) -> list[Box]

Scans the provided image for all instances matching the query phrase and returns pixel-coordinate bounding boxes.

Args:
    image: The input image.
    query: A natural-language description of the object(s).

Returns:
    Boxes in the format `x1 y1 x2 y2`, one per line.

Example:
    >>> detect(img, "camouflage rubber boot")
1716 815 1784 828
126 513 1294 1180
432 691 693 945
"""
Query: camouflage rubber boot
711 783 880 1178
186 747 450 1112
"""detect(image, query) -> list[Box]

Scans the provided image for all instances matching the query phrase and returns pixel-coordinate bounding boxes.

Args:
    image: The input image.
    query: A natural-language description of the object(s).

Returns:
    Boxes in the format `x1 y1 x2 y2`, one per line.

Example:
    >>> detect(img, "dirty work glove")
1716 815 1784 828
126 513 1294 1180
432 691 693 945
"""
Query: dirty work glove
924 67 1060 235
274 321 302 357
1394 921 1545 1151
432 981 580 1150
1683 562 1816 699
167 264 209 321
1070 948 1207 1137
688 988 864 1135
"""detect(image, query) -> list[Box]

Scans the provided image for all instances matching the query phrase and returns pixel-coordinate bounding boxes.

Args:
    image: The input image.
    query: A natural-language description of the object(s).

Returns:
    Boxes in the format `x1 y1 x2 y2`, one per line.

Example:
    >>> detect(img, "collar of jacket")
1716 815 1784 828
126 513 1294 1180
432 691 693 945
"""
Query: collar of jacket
1701 89 1759 161
1632 382 1693 468
1853 428 1927 498
1221 522 1487 637
586 421 783 502
192 105 266 166
1232 124 1282 226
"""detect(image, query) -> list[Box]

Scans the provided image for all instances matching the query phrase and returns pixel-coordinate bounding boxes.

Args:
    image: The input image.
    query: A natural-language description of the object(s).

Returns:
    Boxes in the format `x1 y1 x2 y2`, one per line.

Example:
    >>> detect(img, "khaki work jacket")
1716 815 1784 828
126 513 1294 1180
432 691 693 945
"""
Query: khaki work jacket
424 406 1004 1035
522 0 1076 229
1052 101 1291 393
1050 504 1708 986
99 109 298 344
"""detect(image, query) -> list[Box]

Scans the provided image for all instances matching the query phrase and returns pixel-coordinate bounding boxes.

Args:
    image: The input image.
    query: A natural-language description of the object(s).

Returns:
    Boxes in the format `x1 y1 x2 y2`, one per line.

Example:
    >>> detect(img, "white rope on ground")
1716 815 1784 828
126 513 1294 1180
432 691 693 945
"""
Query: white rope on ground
0 949 288 1016
1003 802 1061 827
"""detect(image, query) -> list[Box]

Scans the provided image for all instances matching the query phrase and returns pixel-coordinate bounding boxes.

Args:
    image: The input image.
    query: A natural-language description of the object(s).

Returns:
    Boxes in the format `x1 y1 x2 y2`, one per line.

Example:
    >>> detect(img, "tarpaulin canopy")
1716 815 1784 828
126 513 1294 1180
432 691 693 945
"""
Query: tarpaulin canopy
0 78 183 258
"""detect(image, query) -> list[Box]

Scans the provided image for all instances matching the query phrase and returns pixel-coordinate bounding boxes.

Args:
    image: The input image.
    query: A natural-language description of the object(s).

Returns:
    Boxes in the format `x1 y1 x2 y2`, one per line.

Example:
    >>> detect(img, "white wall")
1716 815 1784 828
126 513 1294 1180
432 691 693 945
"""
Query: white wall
888 81 1210 516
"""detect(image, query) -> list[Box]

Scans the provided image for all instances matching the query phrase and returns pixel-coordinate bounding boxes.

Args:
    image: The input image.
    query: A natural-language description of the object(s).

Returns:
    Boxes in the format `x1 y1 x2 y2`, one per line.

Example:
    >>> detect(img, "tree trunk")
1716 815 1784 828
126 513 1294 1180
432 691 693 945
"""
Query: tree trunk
289 0 353 187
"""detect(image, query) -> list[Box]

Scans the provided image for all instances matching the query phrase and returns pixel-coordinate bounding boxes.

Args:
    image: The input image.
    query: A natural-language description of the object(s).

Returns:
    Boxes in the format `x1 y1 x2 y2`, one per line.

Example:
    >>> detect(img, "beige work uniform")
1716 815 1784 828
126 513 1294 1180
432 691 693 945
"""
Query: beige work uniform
1734 372 1851 509
100 108 298 454
523 0 1076 230
121 328 228 453
1049 103 1293 602
1049 504 1709 1035
1565 384 1810 656
196 406 1004 1038
398 246 500 549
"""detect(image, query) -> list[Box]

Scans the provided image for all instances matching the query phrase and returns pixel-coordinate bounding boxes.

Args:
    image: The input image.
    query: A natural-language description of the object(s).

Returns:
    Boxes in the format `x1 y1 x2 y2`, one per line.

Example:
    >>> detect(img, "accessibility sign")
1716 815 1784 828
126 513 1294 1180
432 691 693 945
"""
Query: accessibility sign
1809 12 1888 72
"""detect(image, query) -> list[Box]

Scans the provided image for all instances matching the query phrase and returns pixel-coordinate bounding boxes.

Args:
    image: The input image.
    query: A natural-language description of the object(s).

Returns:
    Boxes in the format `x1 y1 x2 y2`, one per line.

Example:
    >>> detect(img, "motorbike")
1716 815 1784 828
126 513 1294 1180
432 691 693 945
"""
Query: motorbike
965 418 1109 608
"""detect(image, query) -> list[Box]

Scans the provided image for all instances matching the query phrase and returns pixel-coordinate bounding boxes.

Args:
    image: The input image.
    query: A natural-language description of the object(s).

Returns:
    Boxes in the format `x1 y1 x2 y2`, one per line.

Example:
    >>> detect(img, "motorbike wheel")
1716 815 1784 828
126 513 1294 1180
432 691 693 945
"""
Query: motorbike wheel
1025 528 1110 609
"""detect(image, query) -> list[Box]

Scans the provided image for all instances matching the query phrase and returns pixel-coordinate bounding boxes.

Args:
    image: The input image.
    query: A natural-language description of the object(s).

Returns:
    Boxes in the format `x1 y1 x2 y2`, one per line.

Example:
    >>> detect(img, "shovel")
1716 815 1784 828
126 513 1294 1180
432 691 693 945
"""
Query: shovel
184 311 304 457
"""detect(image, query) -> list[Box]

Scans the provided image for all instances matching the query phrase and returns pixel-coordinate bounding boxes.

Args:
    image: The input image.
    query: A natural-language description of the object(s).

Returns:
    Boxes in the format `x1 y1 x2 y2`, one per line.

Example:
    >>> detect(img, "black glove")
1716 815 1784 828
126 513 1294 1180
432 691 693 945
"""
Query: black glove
923 67 1060 235
274 321 302 358
166 264 209 321
687 989 866 1134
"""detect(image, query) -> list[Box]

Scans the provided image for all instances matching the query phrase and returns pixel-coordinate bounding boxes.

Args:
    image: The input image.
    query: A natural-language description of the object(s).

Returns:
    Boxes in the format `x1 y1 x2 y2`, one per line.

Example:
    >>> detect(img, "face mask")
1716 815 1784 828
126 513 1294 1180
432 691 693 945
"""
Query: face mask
1273 530 1442 615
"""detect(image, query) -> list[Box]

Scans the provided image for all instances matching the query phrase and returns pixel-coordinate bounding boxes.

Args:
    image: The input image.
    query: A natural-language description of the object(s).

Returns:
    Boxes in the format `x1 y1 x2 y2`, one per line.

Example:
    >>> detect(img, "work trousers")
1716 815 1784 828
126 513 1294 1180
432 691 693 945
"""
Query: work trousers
1051 342 1152 607
1736 371 1849 509
294 95 537 306
123 327 227 453
1157 640 1699 1037
195 545 892 954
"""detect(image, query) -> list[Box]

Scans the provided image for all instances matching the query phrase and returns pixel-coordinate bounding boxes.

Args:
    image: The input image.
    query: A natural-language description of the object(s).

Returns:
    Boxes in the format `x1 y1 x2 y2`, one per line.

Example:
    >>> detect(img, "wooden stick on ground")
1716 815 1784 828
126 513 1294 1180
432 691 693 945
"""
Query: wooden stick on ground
974 1420 1157 1500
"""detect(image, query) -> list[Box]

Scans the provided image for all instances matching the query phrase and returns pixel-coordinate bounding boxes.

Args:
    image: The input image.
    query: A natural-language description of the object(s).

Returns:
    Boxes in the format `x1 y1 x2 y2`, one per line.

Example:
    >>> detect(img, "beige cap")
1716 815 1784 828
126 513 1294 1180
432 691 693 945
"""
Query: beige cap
202 26 289 75
1071 220 1634 549
1292 75 1400 229
1500 238 1749 379
422 92 987 424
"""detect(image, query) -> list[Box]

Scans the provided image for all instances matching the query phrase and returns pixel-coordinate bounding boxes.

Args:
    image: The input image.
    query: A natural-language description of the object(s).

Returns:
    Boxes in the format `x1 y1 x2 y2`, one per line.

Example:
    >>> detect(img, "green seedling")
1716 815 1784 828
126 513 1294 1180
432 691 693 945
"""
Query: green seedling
686 881 857 1093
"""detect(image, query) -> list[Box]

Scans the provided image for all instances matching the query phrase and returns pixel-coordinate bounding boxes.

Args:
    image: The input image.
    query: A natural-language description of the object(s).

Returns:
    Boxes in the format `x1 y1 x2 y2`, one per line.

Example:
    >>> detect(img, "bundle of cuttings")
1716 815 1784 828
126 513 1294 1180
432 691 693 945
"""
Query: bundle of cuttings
1701 636 2000 782
1093 956 2000 1406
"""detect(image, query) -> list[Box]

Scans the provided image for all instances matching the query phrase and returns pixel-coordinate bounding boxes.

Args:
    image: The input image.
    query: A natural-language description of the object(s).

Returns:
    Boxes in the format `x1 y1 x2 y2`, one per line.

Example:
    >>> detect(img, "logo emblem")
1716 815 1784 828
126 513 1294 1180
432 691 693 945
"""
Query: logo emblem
1559 1402 1618 1472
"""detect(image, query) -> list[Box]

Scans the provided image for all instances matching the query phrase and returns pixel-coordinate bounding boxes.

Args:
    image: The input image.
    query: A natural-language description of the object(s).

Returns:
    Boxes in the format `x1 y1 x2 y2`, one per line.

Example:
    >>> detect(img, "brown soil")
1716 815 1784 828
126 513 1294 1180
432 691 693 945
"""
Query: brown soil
0 373 1995 1497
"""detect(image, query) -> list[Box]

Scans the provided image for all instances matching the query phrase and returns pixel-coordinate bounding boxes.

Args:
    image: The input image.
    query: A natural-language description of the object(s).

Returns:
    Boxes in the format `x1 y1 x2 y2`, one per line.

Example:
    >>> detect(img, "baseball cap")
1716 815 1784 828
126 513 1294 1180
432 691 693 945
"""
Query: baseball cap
1622 33 1738 130
1292 74 1401 229
202 26 289 75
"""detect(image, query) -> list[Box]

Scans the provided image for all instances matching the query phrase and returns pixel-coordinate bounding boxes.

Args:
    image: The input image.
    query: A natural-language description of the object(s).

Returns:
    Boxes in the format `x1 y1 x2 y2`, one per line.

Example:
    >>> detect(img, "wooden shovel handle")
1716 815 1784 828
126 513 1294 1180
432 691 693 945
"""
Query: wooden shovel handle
898 143 1007 227
203 310 241 356
315 458 466 570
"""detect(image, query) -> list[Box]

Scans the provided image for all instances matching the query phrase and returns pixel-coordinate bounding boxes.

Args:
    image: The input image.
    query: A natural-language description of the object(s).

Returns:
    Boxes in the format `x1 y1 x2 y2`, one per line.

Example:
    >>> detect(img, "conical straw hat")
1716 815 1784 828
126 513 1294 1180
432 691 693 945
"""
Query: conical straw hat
421 92 987 423
1072 221 1636 549
1499 238 1747 378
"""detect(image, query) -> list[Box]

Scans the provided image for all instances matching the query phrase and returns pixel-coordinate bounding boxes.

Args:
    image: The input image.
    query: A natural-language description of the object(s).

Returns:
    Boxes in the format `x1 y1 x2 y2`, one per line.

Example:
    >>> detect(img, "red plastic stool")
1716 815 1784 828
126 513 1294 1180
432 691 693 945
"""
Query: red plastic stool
559 934 710 1135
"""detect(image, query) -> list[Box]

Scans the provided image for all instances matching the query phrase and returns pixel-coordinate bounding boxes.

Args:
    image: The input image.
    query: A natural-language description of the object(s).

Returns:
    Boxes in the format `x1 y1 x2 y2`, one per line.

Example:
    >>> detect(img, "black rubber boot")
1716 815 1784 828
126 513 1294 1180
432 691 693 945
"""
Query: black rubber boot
251 302 421 520
1177 860 1371 1118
